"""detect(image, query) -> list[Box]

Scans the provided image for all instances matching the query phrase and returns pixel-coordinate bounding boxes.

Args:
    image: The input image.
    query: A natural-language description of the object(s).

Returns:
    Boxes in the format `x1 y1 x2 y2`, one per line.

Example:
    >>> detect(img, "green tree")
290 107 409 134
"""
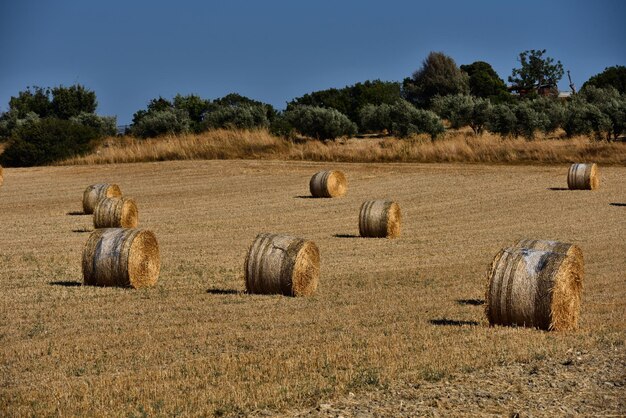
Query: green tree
51 84 97 119
284 106 357 140
0 118 99 167
508 49 564 95
431 94 492 134
288 80 400 129
7 86 53 118
173 94 211 128
402 51 469 107
582 65 626 94
579 85 626 140
562 99 611 139
130 109 191 138
487 104 517 137
460 61 510 102
203 105 270 130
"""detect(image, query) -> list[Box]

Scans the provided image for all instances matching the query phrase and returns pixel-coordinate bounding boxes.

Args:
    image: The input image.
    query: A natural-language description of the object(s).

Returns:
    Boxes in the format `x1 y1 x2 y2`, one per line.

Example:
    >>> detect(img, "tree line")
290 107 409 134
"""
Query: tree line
1 50 625 166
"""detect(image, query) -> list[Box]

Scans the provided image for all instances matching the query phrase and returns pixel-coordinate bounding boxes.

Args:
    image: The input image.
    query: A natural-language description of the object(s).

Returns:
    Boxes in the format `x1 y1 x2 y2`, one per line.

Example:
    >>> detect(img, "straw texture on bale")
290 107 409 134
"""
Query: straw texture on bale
485 247 583 331
309 170 347 198
567 163 599 190
93 197 139 229
0 165 3 187
359 200 401 238
512 238 584 269
244 233 320 296
82 183 122 214
82 228 160 288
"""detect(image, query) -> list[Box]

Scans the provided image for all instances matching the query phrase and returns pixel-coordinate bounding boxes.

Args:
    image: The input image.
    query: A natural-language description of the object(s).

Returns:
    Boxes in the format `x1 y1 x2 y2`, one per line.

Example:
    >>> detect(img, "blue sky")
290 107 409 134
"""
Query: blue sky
1 0 624 124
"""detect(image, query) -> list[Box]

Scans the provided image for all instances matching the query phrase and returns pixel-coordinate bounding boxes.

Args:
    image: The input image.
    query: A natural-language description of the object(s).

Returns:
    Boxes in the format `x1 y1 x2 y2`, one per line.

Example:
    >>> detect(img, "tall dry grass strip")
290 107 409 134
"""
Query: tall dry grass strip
82 228 160 288
309 170 347 198
244 233 320 297
82 183 122 214
359 200 401 238
567 163 599 190
93 197 139 229
485 247 583 331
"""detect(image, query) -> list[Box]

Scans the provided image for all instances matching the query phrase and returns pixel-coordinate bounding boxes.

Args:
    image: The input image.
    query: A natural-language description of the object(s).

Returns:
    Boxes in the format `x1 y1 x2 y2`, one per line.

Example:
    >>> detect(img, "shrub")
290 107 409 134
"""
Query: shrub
203 104 270 130
512 101 548 139
388 100 444 139
530 97 566 133
488 104 517 137
130 109 191 138
269 113 297 139
70 112 117 137
359 103 393 133
0 118 99 167
563 100 611 139
284 106 357 140
431 94 492 134
582 65 626 94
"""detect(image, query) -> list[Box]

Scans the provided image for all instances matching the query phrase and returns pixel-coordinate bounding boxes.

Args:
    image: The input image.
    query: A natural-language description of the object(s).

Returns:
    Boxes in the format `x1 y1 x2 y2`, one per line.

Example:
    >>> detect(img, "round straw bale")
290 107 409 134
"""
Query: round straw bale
0 165 3 187
309 170 347 197
359 200 401 238
93 197 138 229
82 228 160 288
485 247 583 331
567 163 599 190
83 183 122 214
512 238 584 269
244 233 320 296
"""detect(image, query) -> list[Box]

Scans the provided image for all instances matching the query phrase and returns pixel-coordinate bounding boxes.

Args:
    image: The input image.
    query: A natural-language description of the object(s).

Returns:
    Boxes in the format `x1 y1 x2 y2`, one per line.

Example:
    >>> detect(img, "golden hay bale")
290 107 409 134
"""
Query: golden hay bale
0 165 3 187
567 163 599 190
359 200 401 238
244 233 320 296
512 238 584 269
309 170 347 197
82 228 160 288
485 247 583 331
93 197 138 229
82 183 122 214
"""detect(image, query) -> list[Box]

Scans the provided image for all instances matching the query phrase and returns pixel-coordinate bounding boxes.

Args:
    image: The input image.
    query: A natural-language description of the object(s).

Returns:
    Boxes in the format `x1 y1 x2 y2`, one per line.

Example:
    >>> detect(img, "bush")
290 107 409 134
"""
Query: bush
359 103 393 133
130 109 191 138
431 94 492 134
388 100 444 139
512 101 548 139
563 100 611 139
284 106 357 140
70 112 117 137
487 104 517 137
203 104 270 130
530 97 566 133
0 118 99 167
269 113 297 139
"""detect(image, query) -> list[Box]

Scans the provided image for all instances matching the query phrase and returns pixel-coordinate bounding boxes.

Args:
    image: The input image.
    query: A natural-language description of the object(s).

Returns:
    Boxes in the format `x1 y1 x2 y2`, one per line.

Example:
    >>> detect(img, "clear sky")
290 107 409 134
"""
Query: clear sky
1 0 624 124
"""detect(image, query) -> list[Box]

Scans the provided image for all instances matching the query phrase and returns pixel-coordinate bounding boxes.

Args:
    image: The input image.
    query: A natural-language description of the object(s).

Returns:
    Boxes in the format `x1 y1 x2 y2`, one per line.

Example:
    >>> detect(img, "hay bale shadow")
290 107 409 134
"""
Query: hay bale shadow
72 228 93 233
429 318 479 327
67 211 86 215
206 288 242 295
609 203 626 207
547 187 569 191
333 234 360 238
294 195 316 199
456 298 485 306
49 281 82 287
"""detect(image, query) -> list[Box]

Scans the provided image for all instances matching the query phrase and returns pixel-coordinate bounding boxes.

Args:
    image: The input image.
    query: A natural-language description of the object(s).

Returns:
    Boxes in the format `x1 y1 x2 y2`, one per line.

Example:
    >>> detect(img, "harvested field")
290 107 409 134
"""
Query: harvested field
0 160 624 416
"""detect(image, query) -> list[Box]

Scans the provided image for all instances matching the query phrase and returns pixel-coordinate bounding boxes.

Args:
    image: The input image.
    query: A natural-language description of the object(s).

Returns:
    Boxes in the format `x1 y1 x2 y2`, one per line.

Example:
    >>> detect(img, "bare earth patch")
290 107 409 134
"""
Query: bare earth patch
0 160 624 416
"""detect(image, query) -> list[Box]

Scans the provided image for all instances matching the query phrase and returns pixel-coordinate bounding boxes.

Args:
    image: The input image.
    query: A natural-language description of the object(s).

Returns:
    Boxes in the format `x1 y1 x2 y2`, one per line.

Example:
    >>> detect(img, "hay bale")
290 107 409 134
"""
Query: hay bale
93 197 138 229
82 228 160 288
309 170 347 197
485 247 583 331
567 163 599 190
359 200 401 238
83 183 122 214
0 165 3 187
244 233 320 296
512 238 584 268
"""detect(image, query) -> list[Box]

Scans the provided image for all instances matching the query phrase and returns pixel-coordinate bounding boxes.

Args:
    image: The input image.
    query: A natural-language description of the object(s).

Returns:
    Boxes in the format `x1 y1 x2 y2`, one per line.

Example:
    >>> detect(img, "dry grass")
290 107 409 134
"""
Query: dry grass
59 129 626 166
0 160 624 416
